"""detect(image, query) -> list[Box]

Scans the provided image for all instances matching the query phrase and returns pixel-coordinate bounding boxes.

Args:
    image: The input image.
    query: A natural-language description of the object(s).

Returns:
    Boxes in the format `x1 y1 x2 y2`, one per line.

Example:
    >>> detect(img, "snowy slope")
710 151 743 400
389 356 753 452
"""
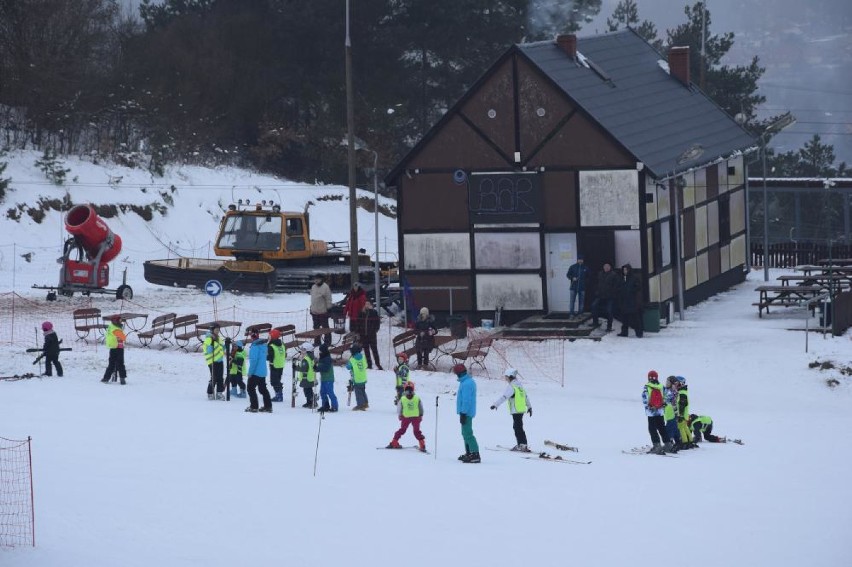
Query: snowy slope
1 152 851 567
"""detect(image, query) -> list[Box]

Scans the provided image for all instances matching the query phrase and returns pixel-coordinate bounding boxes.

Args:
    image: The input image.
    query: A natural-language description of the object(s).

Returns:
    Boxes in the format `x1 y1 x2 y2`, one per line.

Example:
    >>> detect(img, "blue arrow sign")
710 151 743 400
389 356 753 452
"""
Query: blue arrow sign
204 279 223 297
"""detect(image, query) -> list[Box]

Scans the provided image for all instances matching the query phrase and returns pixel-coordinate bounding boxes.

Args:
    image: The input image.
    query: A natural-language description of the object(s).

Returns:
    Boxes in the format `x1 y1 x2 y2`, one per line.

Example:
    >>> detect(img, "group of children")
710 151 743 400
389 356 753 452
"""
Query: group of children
643 370 728 454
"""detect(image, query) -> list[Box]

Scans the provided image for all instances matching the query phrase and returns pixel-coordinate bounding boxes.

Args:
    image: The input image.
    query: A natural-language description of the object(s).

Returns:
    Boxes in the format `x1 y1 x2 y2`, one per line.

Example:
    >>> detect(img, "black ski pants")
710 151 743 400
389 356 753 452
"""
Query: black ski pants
228 372 246 390
103 349 126 381
311 313 332 346
45 354 63 377
269 366 284 393
207 361 224 394
647 415 669 445
512 413 528 446
362 335 381 369
247 375 272 410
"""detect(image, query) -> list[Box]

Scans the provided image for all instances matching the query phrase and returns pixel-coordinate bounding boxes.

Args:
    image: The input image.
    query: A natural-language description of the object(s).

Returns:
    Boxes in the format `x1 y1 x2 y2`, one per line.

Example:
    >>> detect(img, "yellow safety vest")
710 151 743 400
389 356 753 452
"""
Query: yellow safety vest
351 356 367 384
401 395 422 418
270 343 286 369
203 334 224 364
508 384 528 413
297 355 316 383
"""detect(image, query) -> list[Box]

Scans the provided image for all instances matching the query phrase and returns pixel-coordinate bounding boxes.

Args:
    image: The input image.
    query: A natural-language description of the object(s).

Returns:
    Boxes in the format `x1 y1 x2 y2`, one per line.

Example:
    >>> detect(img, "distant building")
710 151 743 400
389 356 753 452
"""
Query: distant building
386 29 756 324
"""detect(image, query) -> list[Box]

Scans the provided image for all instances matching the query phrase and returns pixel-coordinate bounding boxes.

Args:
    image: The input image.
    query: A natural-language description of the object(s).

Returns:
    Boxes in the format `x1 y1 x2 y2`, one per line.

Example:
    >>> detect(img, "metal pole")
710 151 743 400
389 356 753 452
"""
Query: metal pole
672 178 685 320
373 150 380 315
313 410 324 477
345 0 359 285
434 395 439 460
762 141 770 281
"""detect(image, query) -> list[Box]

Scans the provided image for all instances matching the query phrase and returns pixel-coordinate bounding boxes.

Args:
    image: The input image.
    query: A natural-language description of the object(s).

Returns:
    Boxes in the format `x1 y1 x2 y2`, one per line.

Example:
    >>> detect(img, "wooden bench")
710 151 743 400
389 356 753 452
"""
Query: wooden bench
450 337 493 372
137 313 177 347
274 324 301 354
73 308 105 341
392 330 419 361
244 323 272 338
329 332 359 365
753 285 823 318
173 314 200 350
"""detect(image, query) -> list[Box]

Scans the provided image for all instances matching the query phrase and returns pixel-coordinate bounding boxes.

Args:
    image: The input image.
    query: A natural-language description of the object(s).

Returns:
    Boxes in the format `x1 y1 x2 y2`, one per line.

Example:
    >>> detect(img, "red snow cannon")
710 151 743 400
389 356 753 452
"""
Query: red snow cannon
64 204 122 264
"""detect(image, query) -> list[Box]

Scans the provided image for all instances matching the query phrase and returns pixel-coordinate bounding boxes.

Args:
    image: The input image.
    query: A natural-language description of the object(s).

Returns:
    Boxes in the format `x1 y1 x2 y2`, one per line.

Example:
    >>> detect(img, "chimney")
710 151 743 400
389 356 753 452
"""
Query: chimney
668 46 690 86
556 34 577 59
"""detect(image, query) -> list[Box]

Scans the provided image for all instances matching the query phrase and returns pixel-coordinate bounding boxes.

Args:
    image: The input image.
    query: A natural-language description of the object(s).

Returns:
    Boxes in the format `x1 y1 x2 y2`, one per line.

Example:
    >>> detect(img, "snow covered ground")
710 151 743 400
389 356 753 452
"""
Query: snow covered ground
1 152 851 566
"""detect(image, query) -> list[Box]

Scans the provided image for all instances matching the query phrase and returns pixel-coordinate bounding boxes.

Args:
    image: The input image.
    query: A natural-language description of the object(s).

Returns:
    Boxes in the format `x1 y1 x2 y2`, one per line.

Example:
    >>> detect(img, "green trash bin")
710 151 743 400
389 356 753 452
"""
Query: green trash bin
643 302 661 333
448 315 467 338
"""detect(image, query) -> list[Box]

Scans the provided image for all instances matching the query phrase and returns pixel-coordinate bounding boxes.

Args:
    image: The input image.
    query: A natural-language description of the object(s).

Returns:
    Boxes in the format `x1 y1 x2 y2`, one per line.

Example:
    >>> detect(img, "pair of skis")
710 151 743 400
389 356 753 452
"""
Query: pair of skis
488 441 591 465
377 446 430 455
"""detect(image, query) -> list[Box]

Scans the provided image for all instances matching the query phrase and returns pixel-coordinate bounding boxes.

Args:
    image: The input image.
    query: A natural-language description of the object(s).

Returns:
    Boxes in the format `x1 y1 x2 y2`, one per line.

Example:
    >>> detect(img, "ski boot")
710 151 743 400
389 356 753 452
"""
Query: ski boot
215 393 224 400
648 443 665 455
245 407 258 413
230 387 238 397
120 377 126 385
208 393 215 400
236 389 247 398
386 440 402 449
461 452 481 463
258 406 273 413
418 438 427 452
458 453 469 461
664 440 678 453
271 391 284 403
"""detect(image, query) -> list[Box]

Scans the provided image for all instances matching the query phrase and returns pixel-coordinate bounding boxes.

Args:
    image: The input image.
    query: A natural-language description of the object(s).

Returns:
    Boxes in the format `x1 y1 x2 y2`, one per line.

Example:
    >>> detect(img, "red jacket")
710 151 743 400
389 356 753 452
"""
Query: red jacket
344 287 367 320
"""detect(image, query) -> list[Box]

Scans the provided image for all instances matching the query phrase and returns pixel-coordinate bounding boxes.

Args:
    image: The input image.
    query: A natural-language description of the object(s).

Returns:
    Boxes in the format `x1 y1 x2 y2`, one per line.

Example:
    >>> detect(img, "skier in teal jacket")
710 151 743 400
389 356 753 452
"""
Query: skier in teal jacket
454 363 480 463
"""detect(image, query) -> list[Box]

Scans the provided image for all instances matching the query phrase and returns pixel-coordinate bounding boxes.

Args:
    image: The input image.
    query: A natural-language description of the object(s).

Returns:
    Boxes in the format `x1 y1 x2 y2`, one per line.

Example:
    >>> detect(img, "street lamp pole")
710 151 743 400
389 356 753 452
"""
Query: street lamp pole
345 0 359 285
758 112 796 282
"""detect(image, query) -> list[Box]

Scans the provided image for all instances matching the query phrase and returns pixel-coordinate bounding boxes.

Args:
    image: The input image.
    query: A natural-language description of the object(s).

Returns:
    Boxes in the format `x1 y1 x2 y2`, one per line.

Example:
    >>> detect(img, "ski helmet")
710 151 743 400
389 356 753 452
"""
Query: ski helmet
675 376 687 388
396 352 409 363
301 342 313 352
647 370 659 381
452 363 467 376
269 329 281 340
41 321 53 332
111 315 122 324
404 381 415 393
350 342 362 354
234 340 244 348
504 367 518 379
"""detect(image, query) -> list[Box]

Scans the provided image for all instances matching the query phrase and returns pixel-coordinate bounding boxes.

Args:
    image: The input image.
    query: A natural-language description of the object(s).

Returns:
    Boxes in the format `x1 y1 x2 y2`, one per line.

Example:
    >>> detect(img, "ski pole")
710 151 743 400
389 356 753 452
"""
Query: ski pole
434 395 439 460
35 327 43 376
224 337 232 401
313 409 324 477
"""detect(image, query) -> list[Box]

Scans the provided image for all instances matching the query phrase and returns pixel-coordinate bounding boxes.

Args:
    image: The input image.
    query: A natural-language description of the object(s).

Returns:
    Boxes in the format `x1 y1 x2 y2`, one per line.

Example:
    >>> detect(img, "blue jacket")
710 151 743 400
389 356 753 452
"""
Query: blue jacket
456 372 477 418
567 262 589 292
247 338 268 378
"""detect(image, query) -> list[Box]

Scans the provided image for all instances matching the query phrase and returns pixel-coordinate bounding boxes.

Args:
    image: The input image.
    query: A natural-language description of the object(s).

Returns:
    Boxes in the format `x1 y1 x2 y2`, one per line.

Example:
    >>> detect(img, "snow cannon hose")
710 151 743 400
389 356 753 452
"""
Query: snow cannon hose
64 204 122 263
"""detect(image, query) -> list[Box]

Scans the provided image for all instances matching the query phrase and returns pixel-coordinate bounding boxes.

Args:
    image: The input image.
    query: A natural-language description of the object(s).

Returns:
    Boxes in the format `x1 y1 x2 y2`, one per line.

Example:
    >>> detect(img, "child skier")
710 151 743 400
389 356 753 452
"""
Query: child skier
346 342 369 410
663 375 680 452
316 344 338 412
267 328 287 402
688 414 726 443
675 376 697 449
393 352 410 405
102 315 127 384
228 340 247 398
41 321 63 377
642 370 670 454
490 368 532 452
295 342 317 408
386 381 426 452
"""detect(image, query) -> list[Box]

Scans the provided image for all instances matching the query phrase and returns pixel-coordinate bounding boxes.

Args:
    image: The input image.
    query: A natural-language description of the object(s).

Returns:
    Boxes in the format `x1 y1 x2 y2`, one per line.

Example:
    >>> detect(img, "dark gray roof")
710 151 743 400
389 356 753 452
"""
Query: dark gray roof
518 29 756 178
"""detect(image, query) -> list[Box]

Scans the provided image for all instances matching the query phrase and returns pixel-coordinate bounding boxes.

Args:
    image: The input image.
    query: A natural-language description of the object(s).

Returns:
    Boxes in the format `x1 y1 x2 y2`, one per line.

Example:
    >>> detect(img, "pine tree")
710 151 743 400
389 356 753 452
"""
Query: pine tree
606 0 662 50
0 152 10 203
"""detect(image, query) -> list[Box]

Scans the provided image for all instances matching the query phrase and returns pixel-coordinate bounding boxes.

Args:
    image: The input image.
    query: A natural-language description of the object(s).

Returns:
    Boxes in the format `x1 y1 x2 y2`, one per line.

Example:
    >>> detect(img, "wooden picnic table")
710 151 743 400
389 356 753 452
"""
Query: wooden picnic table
777 274 852 289
754 285 824 317
294 328 333 341
196 320 243 340
818 258 852 267
102 313 148 333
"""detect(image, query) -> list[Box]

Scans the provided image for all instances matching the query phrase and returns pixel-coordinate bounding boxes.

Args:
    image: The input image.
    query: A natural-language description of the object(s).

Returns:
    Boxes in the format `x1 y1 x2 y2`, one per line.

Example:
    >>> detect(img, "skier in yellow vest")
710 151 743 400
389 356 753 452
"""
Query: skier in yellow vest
203 323 225 400
295 342 317 408
386 381 426 452
101 315 127 384
346 342 369 410
490 368 533 452
267 328 287 402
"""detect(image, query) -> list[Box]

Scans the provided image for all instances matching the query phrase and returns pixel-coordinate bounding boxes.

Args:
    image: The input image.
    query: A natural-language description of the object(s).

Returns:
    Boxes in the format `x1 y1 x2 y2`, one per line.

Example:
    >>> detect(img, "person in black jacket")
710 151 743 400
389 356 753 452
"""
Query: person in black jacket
617 264 643 338
358 301 383 370
41 321 63 377
414 307 437 369
591 262 619 331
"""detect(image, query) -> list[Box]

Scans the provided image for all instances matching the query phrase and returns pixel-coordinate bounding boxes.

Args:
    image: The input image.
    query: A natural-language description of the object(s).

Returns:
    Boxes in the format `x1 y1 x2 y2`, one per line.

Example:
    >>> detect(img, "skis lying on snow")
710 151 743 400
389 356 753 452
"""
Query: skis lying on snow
521 452 591 465
377 446 430 455
544 440 579 452
0 373 38 381
622 445 678 458
487 445 533 453
721 438 745 445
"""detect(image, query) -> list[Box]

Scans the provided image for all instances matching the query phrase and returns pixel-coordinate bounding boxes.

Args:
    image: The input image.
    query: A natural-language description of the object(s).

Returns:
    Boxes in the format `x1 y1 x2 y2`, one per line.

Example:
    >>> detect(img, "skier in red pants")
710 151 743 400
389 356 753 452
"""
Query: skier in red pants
386 382 426 452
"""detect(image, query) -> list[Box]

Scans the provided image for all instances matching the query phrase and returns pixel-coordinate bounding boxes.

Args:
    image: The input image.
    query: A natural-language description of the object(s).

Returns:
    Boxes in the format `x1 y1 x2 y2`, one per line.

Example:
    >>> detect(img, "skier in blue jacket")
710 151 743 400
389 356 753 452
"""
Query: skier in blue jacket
246 332 272 413
454 363 480 463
